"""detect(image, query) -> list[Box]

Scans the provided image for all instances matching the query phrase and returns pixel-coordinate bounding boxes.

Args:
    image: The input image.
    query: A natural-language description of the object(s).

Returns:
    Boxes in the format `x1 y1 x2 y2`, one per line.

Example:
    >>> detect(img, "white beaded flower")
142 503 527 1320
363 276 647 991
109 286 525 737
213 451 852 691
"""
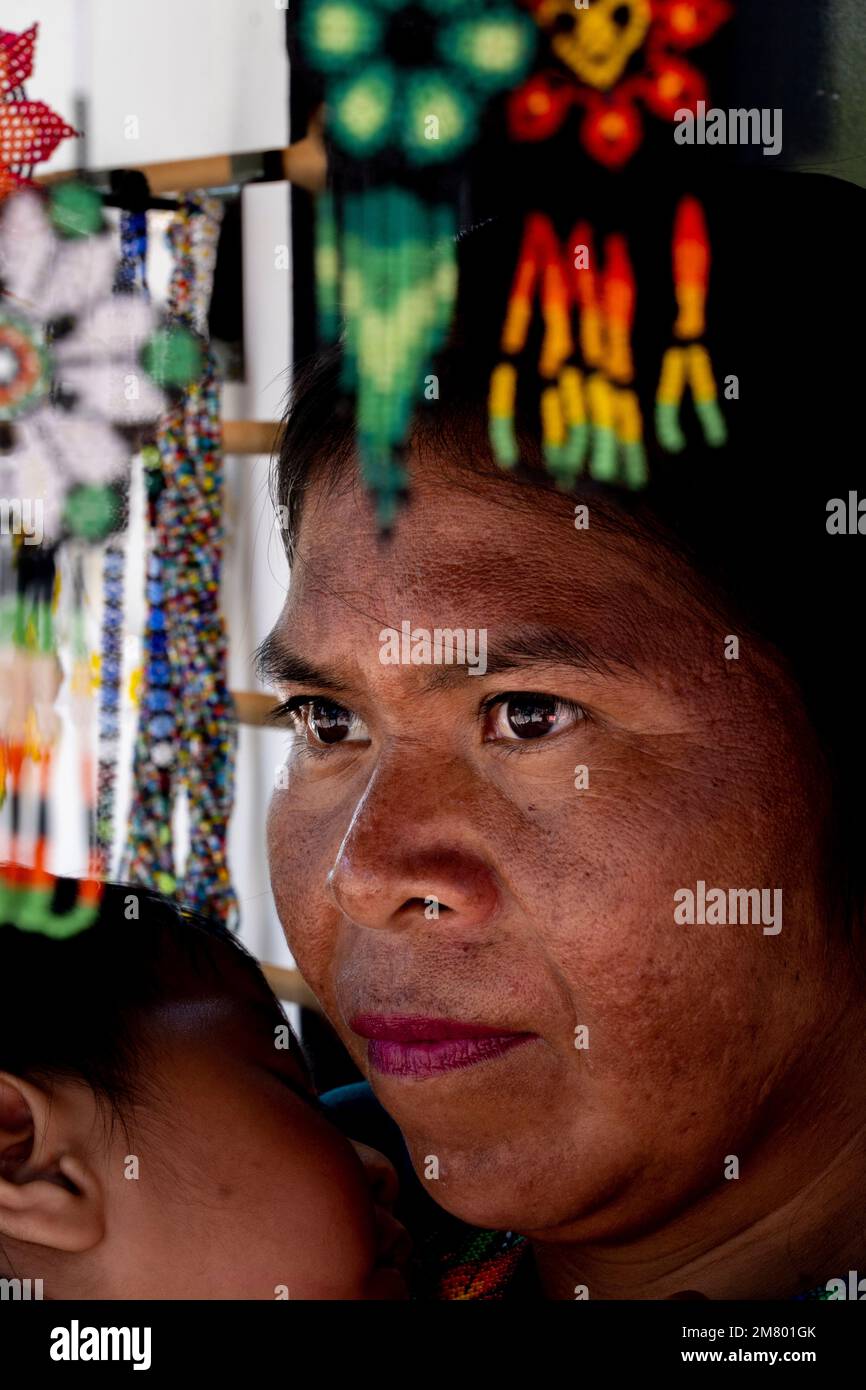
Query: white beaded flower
0 189 165 542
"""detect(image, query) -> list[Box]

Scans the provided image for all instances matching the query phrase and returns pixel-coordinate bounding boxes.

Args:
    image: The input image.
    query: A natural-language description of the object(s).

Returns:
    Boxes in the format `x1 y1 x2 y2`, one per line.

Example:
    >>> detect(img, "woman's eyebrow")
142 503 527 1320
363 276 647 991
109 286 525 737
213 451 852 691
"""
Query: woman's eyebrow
256 625 644 695
254 629 350 692
487 629 638 677
421 627 644 691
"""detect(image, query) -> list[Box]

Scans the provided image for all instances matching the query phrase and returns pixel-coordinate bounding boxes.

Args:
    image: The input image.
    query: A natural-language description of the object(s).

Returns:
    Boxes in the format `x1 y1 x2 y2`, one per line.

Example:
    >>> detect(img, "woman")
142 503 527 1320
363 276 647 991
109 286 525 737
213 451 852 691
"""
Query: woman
261 168 866 1299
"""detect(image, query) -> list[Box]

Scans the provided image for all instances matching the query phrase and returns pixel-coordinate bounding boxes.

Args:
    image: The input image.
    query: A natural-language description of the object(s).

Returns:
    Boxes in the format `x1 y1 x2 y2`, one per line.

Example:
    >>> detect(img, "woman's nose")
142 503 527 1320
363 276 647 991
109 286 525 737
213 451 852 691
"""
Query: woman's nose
328 834 500 933
326 746 502 931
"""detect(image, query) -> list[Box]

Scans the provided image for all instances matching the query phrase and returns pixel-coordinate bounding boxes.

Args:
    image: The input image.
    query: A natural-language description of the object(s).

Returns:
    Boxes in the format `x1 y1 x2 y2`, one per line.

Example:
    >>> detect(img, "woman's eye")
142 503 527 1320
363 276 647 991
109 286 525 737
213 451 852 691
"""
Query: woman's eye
483 692 586 742
290 700 369 747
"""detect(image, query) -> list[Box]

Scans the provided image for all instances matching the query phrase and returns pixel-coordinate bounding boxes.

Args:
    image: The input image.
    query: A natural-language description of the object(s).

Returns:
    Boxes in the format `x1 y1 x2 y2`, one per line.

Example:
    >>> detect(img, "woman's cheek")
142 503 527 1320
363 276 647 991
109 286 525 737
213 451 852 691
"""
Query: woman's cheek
267 786 342 995
267 787 320 920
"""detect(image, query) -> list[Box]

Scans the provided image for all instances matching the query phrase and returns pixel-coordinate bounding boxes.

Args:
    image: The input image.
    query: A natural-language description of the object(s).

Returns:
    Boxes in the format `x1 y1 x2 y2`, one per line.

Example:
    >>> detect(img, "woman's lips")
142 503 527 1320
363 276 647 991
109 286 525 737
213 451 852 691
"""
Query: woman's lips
349 1014 537 1079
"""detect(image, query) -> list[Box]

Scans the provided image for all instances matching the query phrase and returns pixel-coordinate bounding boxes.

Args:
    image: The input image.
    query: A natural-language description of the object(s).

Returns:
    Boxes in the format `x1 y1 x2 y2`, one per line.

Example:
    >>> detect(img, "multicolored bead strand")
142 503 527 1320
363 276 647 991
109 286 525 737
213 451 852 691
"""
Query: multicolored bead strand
489 213 649 489
94 542 124 876
122 197 238 928
116 208 149 294
655 196 727 454
94 209 148 877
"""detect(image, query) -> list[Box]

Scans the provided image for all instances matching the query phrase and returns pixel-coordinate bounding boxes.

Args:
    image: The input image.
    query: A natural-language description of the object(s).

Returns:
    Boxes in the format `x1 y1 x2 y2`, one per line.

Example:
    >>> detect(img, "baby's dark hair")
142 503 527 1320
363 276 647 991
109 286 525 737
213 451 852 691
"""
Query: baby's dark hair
0 878 300 1117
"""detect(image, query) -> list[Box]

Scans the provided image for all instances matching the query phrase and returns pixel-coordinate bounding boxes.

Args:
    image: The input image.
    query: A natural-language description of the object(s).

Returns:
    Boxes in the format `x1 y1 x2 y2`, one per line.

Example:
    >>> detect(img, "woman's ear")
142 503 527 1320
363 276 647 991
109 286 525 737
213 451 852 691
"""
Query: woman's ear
0 1073 104 1253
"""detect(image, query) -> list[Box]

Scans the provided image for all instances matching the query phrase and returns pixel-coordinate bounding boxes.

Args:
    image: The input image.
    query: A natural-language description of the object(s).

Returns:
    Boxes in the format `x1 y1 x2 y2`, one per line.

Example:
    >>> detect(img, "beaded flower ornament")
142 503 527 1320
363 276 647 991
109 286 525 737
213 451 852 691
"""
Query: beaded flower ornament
0 184 167 544
0 182 178 937
300 0 536 528
0 179 202 936
122 196 238 930
0 23 77 200
295 0 733 510
509 0 733 168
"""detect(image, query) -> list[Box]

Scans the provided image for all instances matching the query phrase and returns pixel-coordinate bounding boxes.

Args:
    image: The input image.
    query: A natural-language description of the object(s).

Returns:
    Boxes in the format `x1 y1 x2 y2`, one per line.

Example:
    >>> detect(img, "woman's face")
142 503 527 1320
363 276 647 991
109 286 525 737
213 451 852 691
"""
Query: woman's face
265 461 847 1241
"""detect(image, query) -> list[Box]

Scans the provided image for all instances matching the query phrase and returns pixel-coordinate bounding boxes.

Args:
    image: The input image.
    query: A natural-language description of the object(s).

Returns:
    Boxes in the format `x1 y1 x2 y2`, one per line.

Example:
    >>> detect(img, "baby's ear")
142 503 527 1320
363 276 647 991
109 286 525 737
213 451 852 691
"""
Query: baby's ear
0 1073 104 1252
0 1077 33 1180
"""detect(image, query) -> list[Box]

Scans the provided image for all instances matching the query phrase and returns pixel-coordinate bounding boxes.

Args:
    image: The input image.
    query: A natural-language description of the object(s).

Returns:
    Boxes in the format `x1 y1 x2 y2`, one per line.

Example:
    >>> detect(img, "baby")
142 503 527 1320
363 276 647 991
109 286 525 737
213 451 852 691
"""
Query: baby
0 878 409 1299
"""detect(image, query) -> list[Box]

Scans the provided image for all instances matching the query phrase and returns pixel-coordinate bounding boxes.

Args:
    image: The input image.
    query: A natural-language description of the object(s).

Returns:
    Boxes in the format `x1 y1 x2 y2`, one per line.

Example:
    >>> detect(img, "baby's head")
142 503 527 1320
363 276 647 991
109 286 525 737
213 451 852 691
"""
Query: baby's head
0 880 407 1299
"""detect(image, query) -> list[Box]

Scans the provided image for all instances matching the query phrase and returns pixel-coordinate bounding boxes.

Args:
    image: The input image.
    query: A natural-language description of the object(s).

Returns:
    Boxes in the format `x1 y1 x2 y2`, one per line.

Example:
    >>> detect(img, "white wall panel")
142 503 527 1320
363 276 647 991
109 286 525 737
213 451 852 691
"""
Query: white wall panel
2 0 288 173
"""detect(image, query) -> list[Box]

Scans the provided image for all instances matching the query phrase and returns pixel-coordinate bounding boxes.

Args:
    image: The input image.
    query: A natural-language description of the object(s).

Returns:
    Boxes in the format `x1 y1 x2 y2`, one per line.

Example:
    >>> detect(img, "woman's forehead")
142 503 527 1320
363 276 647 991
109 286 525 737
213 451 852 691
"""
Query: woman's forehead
292 467 691 626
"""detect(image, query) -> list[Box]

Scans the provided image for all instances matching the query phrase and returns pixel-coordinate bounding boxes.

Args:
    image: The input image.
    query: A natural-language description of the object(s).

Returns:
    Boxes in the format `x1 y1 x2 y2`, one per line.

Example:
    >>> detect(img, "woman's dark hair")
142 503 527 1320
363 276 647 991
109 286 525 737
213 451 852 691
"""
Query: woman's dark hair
272 171 866 929
0 880 285 1116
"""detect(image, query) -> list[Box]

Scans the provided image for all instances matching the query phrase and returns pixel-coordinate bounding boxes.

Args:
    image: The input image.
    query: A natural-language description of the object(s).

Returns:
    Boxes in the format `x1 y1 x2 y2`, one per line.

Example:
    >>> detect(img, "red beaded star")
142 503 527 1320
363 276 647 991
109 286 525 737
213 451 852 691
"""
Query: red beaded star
0 24 77 197
509 0 733 169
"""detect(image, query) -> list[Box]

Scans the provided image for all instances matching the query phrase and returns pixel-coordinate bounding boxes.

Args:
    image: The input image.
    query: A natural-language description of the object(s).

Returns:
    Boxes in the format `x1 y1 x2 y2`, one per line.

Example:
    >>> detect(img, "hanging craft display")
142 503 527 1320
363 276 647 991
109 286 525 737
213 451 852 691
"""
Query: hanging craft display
655 193 726 451
0 182 182 937
489 215 648 487
300 0 536 527
486 0 734 482
488 194 727 483
0 185 166 544
509 0 733 169
0 23 77 199
93 209 152 878
0 543 102 938
122 196 238 929
296 2 733 505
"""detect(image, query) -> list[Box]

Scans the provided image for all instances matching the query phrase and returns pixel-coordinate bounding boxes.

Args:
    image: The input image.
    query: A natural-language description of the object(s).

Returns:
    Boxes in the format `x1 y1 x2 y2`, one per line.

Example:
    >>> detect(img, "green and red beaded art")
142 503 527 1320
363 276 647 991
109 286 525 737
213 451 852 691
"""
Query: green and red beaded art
300 0 536 528
0 181 198 545
302 0 536 165
509 0 733 169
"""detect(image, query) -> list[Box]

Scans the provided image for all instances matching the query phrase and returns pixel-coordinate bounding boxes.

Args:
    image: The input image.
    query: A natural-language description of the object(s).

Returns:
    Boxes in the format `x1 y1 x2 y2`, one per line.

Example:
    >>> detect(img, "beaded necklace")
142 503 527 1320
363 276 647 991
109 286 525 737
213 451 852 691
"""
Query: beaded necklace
94 209 149 877
122 196 237 928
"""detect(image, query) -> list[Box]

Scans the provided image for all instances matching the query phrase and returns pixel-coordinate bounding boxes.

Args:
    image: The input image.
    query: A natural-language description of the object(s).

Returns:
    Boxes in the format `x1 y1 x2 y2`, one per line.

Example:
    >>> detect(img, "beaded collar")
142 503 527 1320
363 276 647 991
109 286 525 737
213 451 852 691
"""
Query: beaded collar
428 1228 860 1301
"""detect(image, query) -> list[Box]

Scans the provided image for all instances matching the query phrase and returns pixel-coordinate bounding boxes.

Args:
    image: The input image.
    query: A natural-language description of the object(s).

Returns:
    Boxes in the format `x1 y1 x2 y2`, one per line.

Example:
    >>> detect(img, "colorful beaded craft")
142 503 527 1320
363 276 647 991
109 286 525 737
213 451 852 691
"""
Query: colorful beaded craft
318 186 458 527
508 0 734 169
0 183 165 545
122 196 238 929
0 23 77 199
94 543 124 876
655 194 727 452
489 192 726 482
300 0 536 528
94 210 151 878
301 0 535 166
0 544 102 938
489 212 648 487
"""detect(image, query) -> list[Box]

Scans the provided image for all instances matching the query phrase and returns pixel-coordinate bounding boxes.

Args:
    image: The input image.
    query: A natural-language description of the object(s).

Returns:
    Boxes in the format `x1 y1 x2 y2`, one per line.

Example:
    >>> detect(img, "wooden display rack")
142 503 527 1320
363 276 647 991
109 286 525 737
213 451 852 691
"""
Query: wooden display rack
36 142 324 989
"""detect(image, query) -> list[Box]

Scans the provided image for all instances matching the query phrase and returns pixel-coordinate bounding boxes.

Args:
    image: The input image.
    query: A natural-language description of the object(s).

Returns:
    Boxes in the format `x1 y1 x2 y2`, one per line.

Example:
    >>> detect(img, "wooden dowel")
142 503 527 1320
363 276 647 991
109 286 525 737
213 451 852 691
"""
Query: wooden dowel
126 153 239 195
232 691 282 728
38 121 327 196
223 420 282 456
39 153 236 193
261 963 322 1011
281 130 327 193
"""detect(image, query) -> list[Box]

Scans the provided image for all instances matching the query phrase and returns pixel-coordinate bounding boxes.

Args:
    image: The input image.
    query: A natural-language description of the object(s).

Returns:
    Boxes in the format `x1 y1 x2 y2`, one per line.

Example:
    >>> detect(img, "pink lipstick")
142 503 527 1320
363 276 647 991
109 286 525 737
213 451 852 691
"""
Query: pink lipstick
350 1014 536 1079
